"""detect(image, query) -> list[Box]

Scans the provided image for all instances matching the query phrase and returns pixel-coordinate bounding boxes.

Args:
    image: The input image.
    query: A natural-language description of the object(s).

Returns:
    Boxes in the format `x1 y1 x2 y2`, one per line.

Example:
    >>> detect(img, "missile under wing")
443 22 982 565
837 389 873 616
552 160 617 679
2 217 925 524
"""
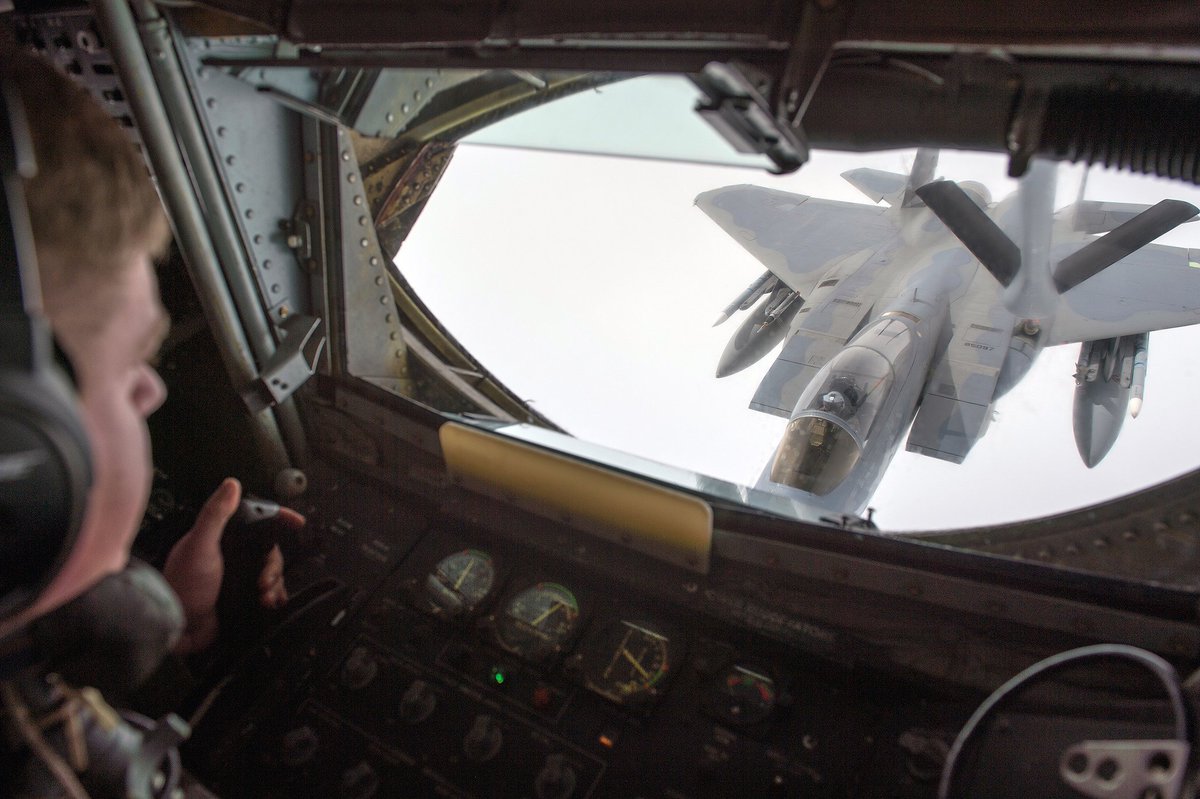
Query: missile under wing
698 156 1200 515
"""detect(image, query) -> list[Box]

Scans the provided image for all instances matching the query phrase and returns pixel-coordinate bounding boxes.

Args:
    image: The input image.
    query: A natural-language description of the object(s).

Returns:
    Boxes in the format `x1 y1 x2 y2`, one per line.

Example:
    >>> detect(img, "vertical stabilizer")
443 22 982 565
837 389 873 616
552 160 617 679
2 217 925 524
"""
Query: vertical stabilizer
901 148 939 207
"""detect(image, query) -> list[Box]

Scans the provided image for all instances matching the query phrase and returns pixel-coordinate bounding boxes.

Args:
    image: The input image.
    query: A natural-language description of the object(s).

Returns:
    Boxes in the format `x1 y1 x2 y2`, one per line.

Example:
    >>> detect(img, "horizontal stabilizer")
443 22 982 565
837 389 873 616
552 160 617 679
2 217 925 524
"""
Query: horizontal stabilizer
917 181 1021 287
1071 200 1196 234
841 168 907 204
1054 199 1200 293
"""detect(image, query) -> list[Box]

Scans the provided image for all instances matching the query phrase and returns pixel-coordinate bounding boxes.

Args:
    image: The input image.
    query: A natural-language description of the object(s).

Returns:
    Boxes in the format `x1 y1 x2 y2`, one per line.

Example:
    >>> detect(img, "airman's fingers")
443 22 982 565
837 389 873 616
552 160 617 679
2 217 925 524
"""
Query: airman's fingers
261 582 289 609
277 506 306 531
188 478 242 547
258 544 284 591
258 544 288 609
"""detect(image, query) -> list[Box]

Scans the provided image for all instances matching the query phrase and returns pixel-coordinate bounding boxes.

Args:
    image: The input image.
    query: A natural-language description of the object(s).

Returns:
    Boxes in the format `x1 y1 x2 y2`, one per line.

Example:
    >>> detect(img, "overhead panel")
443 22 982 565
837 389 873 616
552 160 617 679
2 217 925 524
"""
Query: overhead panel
177 36 313 326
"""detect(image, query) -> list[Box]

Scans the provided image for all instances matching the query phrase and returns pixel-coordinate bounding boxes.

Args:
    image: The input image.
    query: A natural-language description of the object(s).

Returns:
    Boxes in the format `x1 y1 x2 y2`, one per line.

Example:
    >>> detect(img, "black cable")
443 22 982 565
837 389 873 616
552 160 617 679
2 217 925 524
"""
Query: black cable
938 644 1190 799
0 682 92 799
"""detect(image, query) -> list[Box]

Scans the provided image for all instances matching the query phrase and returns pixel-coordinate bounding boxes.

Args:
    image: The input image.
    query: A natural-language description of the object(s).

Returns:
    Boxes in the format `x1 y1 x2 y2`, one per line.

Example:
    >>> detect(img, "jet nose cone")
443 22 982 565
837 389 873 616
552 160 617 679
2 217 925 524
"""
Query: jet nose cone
715 330 759 378
1072 381 1128 468
715 358 737 379
716 316 793 379
1077 444 1105 470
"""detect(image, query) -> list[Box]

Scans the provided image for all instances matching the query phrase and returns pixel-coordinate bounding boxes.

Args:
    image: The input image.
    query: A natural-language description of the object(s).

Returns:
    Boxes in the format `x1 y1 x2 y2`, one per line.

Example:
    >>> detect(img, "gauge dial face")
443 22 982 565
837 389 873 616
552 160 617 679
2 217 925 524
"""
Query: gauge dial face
583 620 671 703
713 665 776 726
496 582 581 659
425 549 495 615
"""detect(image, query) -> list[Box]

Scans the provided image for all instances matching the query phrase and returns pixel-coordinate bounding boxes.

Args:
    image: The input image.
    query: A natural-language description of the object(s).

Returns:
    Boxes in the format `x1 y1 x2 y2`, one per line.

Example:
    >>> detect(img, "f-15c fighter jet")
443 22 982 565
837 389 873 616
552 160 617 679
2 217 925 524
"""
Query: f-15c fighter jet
699 151 1200 515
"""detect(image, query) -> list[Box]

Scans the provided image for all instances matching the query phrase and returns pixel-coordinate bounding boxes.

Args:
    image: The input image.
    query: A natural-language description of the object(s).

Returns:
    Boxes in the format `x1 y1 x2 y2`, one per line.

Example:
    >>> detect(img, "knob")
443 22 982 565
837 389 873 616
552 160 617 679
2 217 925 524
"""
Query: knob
340 646 378 690
339 761 379 799
462 714 503 763
898 729 948 782
399 679 437 724
534 753 577 799
279 725 320 767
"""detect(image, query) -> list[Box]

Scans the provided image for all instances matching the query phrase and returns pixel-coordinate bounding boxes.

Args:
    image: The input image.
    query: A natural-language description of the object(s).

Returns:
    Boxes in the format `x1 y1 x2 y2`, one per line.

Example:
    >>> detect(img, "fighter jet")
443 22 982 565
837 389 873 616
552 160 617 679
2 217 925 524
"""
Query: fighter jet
699 151 1200 515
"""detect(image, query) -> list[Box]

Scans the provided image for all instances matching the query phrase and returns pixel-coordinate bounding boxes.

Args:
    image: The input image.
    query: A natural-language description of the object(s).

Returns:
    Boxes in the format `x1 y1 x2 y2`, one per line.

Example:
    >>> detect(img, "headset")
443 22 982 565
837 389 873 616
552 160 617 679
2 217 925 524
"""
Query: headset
0 72 192 799
0 79 93 625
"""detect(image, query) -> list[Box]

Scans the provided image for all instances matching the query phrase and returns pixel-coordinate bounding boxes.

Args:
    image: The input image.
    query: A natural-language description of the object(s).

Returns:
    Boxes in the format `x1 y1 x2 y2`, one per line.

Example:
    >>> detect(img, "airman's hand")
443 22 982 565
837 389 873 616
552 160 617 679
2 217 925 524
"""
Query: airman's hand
163 478 240 654
162 479 296 654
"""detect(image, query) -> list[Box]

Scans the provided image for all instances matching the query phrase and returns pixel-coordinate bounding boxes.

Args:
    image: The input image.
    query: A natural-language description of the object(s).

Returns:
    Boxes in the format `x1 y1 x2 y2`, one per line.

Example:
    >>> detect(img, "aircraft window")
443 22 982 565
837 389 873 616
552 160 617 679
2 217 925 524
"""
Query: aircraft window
464 75 775 170
795 346 894 444
383 72 1200 537
769 415 863 495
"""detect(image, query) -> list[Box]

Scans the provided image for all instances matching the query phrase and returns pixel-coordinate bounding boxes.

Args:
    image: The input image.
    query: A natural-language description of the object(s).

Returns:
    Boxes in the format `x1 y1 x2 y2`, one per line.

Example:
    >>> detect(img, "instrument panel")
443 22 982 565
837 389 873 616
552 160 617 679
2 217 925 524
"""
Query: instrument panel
496 581 581 662
381 530 692 716
176 475 1191 799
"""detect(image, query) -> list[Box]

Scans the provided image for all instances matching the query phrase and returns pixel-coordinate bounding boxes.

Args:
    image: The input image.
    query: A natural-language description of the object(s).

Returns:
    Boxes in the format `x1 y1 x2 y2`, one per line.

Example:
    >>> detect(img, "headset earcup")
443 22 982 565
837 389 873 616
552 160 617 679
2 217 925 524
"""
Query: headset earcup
0 361 92 621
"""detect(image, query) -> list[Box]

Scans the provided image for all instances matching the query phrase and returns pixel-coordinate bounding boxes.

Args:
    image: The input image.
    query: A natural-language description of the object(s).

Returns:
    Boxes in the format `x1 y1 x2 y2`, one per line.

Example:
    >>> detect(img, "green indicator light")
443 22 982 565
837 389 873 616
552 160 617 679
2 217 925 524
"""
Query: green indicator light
491 668 506 685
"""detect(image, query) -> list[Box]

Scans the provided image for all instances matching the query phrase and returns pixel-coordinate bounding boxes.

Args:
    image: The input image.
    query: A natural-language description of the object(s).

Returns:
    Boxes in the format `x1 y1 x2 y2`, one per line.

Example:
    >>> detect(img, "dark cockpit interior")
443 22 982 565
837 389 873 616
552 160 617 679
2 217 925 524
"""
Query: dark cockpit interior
5 2 1200 798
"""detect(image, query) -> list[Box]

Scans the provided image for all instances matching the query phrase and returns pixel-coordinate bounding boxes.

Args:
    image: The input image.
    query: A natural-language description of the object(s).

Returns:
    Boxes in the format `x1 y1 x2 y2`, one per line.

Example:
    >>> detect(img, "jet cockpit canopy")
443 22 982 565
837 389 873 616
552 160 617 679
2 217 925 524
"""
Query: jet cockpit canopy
769 346 894 494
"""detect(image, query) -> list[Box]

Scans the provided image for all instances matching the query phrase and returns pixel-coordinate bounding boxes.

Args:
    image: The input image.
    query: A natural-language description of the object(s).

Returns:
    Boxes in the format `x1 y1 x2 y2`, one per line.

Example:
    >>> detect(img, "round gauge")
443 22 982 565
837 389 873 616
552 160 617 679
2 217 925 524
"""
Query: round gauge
425 549 495 615
582 620 671 703
712 665 777 726
495 582 581 659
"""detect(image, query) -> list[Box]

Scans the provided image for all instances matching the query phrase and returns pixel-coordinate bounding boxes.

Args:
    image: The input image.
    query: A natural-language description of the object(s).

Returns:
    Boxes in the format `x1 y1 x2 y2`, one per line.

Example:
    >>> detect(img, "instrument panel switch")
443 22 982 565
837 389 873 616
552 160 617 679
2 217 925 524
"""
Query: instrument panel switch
399 679 437 725
463 714 503 763
535 753 578 799
339 646 379 690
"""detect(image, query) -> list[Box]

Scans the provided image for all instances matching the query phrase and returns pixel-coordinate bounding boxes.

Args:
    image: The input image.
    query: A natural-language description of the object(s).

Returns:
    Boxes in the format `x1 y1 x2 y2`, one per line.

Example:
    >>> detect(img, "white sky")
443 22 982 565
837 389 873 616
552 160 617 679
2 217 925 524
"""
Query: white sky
393 77 1200 531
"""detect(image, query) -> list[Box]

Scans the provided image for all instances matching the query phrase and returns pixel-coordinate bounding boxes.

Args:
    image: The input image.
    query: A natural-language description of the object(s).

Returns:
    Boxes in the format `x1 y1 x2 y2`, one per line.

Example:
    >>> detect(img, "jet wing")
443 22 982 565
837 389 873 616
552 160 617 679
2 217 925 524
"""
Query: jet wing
1047 244 1200 345
696 185 897 297
907 300 1016 464
1070 200 1182 234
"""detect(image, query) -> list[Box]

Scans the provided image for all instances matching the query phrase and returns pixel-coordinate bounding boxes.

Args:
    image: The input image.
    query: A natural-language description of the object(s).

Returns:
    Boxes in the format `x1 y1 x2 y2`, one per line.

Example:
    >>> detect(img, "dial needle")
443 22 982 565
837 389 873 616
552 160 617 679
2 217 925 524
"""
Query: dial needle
531 601 562 627
621 648 650 679
453 558 475 591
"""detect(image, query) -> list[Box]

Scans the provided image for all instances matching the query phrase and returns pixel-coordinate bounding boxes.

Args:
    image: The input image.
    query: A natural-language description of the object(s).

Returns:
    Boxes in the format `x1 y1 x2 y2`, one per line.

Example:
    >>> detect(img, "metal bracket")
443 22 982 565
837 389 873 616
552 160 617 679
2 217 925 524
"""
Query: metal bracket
1006 85 1048 178
818 508 878 531
693 62 807 175
1059 740 1187 799
767 0 851 167
273 39 300 60
244 314 326 413
283 203 315 265
347 69 476 138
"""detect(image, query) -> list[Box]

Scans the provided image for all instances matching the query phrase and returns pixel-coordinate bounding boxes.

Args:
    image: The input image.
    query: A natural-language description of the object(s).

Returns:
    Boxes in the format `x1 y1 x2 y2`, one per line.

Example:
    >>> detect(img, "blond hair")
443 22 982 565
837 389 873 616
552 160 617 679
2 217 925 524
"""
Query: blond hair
0 46 170 316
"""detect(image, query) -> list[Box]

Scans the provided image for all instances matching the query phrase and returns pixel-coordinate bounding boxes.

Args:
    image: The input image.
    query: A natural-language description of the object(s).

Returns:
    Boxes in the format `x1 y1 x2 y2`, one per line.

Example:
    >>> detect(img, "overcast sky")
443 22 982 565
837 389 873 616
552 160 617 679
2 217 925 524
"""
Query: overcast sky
393 76 1200 532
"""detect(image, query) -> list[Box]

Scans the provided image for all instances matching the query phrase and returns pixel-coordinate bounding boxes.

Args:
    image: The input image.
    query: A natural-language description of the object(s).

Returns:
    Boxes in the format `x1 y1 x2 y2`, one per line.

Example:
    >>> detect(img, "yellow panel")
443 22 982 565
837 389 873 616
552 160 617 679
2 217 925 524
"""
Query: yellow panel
439 423 712 573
